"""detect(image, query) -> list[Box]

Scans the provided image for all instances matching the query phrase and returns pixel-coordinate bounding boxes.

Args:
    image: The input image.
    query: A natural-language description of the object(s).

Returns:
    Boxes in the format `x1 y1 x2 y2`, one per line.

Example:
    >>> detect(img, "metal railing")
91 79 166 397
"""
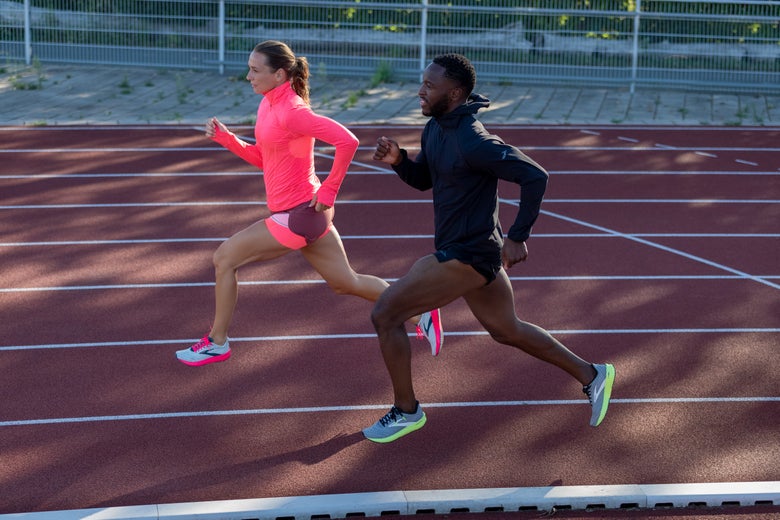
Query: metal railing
1 0 778 93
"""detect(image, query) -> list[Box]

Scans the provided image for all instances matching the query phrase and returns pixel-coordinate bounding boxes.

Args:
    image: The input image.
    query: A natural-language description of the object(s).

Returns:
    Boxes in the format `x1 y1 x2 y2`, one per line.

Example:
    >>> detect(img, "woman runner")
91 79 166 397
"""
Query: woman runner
176 41 442 366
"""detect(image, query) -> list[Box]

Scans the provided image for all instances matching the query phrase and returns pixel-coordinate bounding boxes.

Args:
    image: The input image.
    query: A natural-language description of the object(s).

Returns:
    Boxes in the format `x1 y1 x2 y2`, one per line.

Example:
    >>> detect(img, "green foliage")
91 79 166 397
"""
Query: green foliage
370 61 394 87
3 1 777 55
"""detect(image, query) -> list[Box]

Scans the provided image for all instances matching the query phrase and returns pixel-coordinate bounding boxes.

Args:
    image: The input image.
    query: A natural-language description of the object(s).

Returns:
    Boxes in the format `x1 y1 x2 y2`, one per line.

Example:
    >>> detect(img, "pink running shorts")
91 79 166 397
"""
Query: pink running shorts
265 200 334 250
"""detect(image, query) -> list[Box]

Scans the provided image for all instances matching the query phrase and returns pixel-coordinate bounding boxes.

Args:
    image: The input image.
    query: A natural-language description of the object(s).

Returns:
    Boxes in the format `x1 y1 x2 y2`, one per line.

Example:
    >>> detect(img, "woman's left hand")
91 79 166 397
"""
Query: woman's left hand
309 193 331 212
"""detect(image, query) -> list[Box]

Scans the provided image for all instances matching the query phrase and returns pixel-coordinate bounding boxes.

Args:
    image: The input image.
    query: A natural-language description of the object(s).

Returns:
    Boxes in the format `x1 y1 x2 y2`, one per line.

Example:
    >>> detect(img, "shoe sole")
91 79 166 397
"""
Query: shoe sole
418 310 443 356
591 364 615 427
429 310 443 356
363 414 427 443
176 350 231 367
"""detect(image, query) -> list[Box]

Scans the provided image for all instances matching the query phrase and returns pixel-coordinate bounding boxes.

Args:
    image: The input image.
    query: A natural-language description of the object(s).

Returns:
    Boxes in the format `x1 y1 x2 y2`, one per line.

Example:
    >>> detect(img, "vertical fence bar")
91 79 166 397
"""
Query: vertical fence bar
630 0 641 94
23 0 32 65
419 0 428 80
218 0 226 75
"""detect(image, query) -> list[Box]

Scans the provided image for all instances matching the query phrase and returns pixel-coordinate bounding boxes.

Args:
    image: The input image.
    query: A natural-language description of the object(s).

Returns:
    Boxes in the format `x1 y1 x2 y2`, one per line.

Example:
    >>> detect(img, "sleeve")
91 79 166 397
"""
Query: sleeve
391 149 433 191
391 125 433 191
465 136 549 242
283 105 358 207
210 125 264 170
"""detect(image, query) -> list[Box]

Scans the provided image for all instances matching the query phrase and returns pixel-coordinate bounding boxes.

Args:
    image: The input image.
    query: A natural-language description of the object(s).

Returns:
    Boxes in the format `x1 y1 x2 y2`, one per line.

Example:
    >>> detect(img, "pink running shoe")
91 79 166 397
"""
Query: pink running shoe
176 335 231 366
417 309 443 356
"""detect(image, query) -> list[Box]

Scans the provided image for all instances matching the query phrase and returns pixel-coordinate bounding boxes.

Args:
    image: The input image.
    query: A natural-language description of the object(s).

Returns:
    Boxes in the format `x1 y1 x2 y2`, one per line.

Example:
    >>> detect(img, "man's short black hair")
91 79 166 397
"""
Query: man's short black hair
432 53 476 95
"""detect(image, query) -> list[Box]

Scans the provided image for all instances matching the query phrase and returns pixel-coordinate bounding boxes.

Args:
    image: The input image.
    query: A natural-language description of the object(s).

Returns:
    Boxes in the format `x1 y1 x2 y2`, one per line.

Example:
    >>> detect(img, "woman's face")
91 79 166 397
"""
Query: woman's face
246 51 285 94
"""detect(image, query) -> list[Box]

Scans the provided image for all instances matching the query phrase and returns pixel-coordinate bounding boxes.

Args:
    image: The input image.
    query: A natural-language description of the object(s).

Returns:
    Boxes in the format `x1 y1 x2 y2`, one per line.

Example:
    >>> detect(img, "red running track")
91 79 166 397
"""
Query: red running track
0 125 778 516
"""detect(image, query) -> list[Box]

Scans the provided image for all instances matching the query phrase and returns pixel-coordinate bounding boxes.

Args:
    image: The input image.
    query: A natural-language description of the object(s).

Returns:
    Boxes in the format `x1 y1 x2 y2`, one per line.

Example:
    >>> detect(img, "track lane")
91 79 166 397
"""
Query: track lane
0 126 777 516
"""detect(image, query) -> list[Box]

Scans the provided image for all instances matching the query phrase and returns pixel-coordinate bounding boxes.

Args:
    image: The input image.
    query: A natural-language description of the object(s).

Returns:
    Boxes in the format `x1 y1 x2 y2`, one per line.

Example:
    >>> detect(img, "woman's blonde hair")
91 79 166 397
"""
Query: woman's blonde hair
253 40 310 104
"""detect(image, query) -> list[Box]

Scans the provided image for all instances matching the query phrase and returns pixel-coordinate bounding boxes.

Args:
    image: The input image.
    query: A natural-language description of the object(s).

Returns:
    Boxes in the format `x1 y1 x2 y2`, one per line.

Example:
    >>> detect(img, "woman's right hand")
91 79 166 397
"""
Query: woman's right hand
205 117 228 138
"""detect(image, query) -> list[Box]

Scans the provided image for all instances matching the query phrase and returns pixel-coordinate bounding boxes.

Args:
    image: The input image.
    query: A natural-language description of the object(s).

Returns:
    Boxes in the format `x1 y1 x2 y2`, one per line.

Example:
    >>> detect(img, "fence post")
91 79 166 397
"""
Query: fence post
23 0 32 65
630 0 641 94
218 0 225 75
419 0 428 81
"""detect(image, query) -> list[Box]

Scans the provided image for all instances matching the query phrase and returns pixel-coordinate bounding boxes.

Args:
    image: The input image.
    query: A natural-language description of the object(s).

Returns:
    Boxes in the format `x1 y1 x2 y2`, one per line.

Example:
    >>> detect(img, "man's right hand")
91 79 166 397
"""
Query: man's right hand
373 136 402 166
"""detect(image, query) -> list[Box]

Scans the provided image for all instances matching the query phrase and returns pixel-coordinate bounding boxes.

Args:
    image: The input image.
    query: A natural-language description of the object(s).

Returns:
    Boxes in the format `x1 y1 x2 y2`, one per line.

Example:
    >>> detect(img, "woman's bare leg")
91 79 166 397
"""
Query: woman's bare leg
300 227 390 301
209 220 291 344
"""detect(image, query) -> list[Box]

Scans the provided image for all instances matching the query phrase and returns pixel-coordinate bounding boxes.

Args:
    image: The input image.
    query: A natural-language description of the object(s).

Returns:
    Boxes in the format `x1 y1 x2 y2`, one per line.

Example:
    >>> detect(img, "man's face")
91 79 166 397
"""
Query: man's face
418 63 459 118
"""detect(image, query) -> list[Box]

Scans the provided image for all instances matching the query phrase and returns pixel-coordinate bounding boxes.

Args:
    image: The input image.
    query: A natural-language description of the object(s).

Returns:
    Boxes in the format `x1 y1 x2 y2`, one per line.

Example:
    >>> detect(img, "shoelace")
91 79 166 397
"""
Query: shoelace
190 336 212 352
379 406 404 426
582 384 593 404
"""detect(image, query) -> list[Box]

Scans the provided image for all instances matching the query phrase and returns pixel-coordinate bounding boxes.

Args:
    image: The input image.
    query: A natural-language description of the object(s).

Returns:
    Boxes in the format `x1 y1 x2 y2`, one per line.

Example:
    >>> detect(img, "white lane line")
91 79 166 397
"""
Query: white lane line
736 159 759 166
0 147 222 153
546 170 779 175
530 204 780 290
1 198 777 210
0 200 430 209
4 169 779 178
11 145 776 152
695 151 718 158
4 276 780 294
0 171 258 179
497 125 780 131
541 198 778 203
3 328 778 352
2 233 778 247
7 124 776 132
0 238 227 246
2 396 778 428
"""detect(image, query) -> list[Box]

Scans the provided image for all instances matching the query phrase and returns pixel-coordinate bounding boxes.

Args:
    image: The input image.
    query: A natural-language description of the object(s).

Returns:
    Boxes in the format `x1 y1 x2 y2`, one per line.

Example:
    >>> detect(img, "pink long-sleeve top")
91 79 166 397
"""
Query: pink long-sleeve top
210 81 359 212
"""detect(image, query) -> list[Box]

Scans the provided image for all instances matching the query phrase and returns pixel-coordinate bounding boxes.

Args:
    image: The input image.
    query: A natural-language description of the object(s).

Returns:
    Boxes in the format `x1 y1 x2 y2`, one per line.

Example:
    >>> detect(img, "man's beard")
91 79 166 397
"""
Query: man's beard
425 97 451 118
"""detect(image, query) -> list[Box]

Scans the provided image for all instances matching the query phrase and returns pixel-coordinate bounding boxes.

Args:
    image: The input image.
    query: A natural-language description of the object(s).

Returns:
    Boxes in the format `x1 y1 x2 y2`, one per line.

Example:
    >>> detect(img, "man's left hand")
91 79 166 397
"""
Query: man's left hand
502 239 528 269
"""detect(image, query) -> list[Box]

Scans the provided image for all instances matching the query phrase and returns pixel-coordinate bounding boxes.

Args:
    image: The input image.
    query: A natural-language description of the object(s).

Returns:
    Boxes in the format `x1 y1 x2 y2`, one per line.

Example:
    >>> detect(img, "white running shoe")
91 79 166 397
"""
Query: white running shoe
363 402 427 443
416 308 443 356
583 363 615 426
176 335 231 366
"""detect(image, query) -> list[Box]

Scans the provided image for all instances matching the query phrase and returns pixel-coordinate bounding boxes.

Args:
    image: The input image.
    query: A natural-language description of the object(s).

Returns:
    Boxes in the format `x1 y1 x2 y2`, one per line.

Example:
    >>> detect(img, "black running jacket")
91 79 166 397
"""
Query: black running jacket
392 94 549 264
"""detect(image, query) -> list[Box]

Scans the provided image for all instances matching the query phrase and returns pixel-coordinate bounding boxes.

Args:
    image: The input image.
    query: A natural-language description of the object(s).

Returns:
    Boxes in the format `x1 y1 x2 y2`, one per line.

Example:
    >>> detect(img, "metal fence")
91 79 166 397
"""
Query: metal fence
1 0 778 93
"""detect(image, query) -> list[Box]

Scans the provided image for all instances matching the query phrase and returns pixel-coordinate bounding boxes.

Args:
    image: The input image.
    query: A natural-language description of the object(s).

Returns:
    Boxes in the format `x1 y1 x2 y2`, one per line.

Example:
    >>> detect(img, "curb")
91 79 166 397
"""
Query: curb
2 482 778 519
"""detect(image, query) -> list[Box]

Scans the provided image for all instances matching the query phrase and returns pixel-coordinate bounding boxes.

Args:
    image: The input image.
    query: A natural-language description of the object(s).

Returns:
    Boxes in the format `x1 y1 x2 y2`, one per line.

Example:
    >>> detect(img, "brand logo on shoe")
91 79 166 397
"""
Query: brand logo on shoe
422 319 433 336
592 381 605 401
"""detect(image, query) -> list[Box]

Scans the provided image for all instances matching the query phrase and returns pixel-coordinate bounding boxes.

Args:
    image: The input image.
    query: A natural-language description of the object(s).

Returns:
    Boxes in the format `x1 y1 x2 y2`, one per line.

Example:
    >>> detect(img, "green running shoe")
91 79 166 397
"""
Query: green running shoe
583 363 615 427
363 403 426 443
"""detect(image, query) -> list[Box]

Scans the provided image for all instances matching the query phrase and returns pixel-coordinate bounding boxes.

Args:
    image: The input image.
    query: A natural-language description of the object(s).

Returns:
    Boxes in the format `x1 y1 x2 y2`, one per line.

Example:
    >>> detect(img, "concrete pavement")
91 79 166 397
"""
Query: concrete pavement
1 63 778 127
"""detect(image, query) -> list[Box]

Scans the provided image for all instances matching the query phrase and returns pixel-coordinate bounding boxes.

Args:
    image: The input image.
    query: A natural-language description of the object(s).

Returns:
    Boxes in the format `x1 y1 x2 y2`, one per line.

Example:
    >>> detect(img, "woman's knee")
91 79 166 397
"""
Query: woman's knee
212 242 238 273
325 272 358 296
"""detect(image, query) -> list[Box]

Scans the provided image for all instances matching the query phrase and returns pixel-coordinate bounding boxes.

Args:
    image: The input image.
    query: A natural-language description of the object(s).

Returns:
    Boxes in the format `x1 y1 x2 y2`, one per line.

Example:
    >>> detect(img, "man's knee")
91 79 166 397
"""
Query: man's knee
484 318 524 346
370 293 404 332
370 298 390 331
487 329 512 345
